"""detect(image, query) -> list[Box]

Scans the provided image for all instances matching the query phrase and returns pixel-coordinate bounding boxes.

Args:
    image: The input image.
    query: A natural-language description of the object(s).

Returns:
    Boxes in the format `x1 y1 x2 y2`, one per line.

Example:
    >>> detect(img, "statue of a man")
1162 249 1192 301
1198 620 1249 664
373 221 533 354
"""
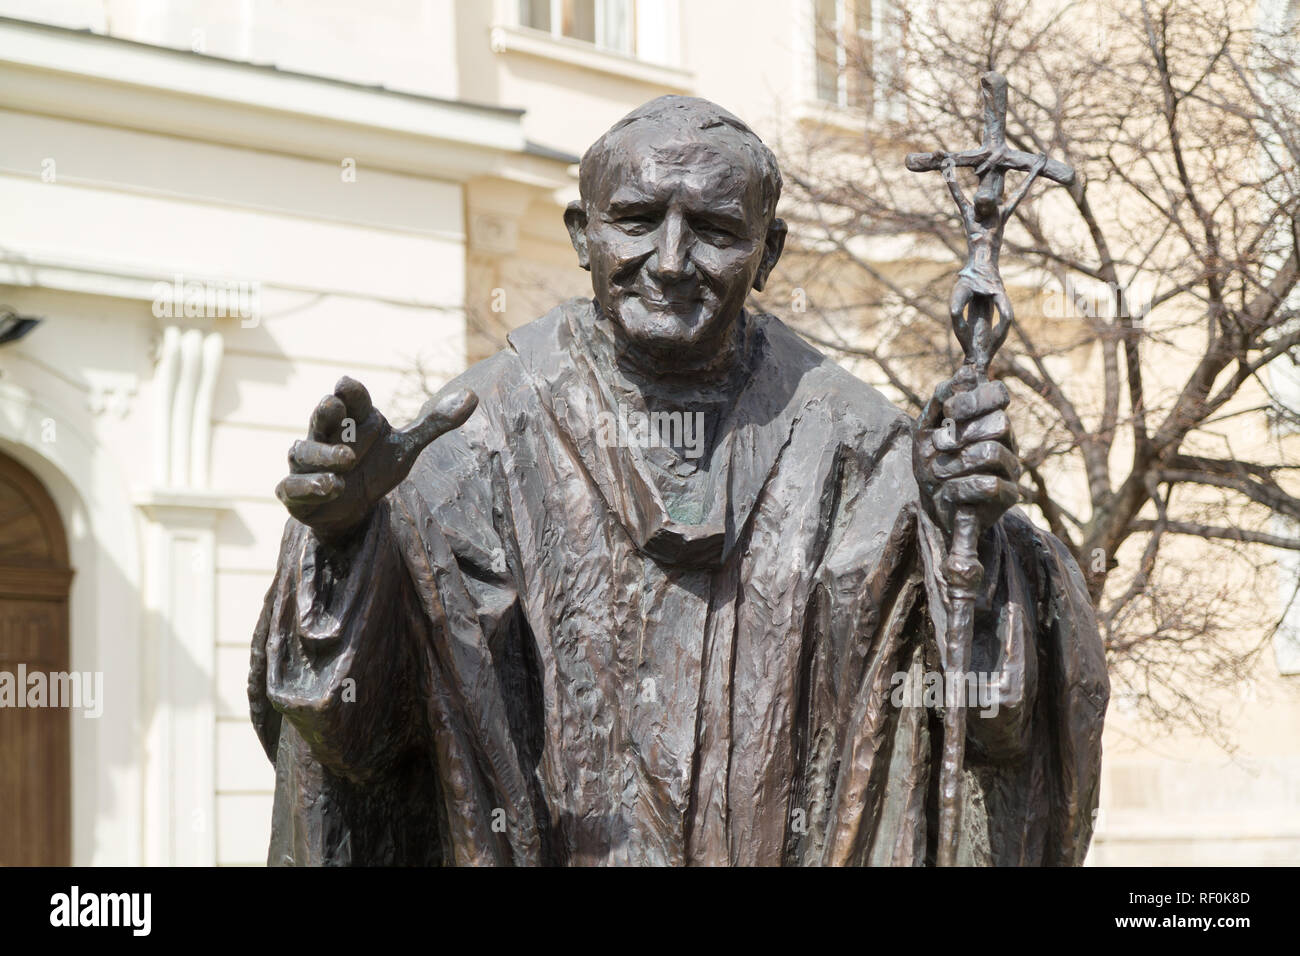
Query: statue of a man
249 96 1108 866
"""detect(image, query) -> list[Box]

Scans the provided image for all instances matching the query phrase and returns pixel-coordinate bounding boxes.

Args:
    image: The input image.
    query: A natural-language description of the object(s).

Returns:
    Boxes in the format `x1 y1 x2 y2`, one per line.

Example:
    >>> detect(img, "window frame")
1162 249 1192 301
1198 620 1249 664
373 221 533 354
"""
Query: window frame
518 0 637 59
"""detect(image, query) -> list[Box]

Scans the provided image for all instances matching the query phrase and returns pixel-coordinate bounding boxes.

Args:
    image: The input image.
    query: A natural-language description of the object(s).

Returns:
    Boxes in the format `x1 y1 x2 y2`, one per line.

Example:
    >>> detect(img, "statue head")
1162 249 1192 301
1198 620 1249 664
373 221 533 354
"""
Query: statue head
565 96 787 359
973 173 1002 221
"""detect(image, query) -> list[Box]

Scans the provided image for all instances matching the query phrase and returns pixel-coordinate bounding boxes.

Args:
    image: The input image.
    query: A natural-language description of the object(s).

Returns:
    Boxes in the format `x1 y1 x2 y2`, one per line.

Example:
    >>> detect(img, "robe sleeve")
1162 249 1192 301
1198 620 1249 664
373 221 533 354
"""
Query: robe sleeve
916 501 1110 865
248 365 545 866
814 417 1044 763
810 414 1108 866
255 503 423 780
248 499 448 865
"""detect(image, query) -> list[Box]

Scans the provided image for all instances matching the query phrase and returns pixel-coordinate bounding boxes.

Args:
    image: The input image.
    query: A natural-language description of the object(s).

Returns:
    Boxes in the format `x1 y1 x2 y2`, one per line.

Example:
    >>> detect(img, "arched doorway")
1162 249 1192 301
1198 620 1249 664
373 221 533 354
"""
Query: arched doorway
0 450 73 865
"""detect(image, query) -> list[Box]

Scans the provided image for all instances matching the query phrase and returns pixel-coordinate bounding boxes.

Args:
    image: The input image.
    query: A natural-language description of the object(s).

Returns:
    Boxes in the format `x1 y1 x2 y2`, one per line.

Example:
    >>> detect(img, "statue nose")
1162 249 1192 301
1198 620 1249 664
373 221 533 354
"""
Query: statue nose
649 213 693 281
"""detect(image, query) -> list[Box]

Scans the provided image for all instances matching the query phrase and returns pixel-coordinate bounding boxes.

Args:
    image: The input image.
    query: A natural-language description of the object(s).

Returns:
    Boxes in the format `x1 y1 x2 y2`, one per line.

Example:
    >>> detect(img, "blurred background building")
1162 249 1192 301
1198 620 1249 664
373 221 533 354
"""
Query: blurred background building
0 0 1295 865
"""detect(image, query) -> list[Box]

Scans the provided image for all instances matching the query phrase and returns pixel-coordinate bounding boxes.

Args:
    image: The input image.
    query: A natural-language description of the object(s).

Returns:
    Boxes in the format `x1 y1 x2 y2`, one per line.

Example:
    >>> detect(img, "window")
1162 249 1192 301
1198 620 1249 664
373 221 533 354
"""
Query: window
814 0 873 109
520 0 638 58
497 0 683 80
811 0 903 118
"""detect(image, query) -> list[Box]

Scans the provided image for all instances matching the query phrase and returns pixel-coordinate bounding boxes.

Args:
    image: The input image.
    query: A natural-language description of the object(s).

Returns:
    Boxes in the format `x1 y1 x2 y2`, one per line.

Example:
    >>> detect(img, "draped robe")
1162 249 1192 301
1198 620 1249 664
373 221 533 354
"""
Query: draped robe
249 297 1109 866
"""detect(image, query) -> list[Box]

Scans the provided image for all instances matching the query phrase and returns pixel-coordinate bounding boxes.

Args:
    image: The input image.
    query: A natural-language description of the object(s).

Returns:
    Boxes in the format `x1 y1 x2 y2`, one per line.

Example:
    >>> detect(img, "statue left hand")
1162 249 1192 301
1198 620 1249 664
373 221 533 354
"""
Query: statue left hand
913 365 1021 539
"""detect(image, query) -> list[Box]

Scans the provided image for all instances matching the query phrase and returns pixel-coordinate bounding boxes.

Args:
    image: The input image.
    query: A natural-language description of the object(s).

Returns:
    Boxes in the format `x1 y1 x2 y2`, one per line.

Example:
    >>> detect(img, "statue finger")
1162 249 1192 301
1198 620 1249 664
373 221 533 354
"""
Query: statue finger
957 409 1010 445
920 377 960 428
931 417 961 452
919 365 978 429
276 472 344 507
932 441 1020 481
289 440 357 474
309 395 347 443
919 391 947 430
931 451 963 480
331 407 387 462
966 440 1019 480
986 477 1022 515
940 474 1019 509
393 388 479 465
943 380 1009 423
951 364 979 391
334 376 374 425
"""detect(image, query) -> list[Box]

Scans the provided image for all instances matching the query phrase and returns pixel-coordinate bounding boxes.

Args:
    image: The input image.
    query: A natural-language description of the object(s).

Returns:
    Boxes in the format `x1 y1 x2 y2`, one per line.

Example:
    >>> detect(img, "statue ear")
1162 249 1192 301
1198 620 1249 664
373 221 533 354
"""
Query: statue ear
752 218 787 292
564 200 591 271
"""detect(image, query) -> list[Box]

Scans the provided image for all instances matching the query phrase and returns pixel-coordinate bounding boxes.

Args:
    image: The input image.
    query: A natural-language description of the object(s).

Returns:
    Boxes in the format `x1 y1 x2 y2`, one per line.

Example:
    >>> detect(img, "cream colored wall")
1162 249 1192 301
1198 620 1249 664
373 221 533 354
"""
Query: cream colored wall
0 20 479 861
2 0 463 99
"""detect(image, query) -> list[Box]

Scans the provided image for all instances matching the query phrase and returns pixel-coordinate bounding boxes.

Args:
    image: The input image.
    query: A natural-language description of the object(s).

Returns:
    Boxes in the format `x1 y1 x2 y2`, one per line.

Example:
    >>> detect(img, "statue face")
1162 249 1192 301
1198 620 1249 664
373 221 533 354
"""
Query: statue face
567 124 785 357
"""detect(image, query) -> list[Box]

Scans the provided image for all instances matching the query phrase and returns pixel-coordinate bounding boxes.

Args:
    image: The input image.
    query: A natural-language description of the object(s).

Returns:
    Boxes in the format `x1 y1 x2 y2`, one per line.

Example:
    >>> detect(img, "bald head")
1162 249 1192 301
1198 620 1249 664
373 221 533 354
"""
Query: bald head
578 96 783 222
564 96 788 361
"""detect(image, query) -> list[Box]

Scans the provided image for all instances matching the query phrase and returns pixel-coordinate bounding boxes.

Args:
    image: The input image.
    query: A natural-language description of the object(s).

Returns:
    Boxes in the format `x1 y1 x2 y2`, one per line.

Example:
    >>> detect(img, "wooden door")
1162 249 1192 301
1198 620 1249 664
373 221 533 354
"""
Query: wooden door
0 451 72 865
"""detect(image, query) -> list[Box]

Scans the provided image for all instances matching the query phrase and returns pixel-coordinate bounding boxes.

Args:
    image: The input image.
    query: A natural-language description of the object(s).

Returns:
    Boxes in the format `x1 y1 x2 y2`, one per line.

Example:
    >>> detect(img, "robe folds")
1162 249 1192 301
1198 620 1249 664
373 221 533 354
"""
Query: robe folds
249 297 1109 866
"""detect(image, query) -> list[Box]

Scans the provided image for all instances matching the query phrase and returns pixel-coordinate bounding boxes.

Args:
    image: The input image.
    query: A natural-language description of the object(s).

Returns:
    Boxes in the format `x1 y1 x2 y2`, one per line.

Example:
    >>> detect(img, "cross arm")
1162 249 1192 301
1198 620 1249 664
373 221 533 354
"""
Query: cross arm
905 147 1075 186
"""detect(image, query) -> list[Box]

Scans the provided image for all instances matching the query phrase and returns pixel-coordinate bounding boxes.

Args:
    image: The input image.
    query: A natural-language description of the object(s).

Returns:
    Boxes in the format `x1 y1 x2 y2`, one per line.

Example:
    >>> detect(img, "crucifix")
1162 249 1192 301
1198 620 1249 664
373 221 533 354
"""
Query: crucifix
906 71 1075 867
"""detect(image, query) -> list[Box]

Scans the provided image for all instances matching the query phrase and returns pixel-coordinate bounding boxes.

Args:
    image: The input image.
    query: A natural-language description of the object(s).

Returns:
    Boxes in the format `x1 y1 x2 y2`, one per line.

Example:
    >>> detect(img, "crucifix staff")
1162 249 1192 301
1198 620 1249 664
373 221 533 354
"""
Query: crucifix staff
906 71 1075 867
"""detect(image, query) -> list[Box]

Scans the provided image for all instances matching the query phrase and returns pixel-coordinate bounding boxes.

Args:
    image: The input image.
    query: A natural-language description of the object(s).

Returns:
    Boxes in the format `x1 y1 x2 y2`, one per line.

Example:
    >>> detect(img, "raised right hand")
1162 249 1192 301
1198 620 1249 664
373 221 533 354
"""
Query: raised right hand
275 376 478 545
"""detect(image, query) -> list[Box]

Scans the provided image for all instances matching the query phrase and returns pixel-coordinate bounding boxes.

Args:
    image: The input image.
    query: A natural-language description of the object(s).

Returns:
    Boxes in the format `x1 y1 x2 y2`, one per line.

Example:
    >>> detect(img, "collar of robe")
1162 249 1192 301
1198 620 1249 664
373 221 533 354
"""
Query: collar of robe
508 297 811 569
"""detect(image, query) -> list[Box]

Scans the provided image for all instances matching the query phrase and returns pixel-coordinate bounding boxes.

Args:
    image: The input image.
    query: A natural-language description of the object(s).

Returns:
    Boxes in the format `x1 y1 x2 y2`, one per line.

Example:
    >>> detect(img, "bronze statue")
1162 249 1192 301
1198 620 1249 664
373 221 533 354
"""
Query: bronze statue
250 92 1108 866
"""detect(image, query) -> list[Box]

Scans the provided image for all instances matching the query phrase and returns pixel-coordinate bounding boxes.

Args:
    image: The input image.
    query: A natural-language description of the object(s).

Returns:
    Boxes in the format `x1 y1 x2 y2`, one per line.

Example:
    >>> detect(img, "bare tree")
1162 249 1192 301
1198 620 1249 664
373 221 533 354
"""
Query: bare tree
773 0 1300 743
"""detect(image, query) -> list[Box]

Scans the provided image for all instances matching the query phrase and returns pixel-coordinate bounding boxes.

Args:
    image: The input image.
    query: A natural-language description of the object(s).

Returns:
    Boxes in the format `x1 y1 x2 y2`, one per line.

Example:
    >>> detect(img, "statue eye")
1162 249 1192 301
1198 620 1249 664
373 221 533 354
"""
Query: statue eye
691 220 738 244
614 215 657 235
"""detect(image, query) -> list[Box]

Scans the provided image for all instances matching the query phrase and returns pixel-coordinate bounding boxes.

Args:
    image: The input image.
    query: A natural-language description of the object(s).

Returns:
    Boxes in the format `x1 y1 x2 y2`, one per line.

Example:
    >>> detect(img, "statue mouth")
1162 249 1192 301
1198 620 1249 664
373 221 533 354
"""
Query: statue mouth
629 288 702 312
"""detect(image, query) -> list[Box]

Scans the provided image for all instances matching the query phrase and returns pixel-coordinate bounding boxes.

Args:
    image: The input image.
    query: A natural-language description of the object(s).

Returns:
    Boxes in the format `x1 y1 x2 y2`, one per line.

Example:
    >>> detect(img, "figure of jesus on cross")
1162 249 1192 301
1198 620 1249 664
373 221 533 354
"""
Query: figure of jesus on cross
907 71 1075 373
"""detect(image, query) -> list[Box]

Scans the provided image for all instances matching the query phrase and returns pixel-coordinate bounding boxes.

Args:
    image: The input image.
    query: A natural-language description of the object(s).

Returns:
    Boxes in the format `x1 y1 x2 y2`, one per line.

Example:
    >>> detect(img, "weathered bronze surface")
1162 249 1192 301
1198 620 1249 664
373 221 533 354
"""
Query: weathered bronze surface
250 94 1108 866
